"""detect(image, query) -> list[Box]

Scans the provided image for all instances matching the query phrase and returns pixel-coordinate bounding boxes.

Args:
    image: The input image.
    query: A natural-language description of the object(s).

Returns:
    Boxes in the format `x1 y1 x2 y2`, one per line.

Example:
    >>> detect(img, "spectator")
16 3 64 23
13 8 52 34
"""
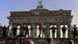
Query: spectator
68 40 72 44
50 25 57 38
62 25 67 38
46 38 51 44
3 25 7 37
12 26 17 37
73 25 77 38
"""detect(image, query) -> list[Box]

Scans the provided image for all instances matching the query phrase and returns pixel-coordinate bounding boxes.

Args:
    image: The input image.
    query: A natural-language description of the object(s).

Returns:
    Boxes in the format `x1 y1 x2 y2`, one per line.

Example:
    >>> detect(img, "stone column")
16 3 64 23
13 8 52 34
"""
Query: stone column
30 24 36 38
45 24 50 38
57 23 60 38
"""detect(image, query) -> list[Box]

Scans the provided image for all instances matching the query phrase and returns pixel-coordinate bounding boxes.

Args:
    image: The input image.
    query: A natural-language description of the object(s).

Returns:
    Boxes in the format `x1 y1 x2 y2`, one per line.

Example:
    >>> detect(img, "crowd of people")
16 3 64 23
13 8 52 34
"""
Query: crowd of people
0 24 78 38
0 24 78 44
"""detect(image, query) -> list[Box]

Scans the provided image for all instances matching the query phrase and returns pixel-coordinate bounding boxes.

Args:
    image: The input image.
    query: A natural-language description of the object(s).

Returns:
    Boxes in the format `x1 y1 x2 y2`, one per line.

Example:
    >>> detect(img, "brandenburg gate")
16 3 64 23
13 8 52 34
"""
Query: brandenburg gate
8 0 73 44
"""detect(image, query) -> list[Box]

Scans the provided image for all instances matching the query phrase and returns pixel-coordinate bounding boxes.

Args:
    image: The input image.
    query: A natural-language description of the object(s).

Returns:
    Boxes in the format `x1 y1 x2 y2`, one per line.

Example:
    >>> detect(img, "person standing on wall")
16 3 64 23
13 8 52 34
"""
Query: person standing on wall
12 25 17 38
62 25 67 38
73 25 77 38
2 25 7 38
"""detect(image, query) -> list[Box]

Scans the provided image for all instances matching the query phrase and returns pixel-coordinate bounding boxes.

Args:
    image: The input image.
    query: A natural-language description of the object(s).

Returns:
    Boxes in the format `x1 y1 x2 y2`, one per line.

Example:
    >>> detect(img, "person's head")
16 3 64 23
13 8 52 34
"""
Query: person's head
25 39 34 44
4 25 6 27
46 38 51 43
23 25 26 27
74 25 76 27
68 40 72 44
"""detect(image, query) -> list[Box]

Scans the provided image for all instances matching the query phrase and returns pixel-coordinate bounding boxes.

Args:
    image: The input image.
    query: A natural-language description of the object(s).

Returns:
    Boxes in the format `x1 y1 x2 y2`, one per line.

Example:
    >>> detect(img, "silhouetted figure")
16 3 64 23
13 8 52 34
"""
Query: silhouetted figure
23 39 34 44
50 25 57 38
19 26 24 37
3 25 7 38
22 25 29 37
12 39 17 44
0 28 2 37
42 26 46 38
0 26 3 38
62 25 67 38
38 24 46 38
46 38 51 44
12 26 17 37
73 25 77 38
68 41 72 44
38 25 42 37
5 38 12 44
18 27 24 44
18 38 23 44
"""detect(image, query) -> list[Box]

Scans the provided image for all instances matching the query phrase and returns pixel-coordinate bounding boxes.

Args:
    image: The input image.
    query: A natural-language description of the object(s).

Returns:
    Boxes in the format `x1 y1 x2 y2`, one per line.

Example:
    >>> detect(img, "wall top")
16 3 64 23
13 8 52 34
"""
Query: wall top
10 9 71 17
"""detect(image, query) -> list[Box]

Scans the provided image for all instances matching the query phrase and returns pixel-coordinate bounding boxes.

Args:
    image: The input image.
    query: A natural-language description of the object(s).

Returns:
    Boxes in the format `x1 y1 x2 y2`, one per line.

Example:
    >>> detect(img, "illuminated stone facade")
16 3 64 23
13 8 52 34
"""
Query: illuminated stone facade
7 0 77 44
